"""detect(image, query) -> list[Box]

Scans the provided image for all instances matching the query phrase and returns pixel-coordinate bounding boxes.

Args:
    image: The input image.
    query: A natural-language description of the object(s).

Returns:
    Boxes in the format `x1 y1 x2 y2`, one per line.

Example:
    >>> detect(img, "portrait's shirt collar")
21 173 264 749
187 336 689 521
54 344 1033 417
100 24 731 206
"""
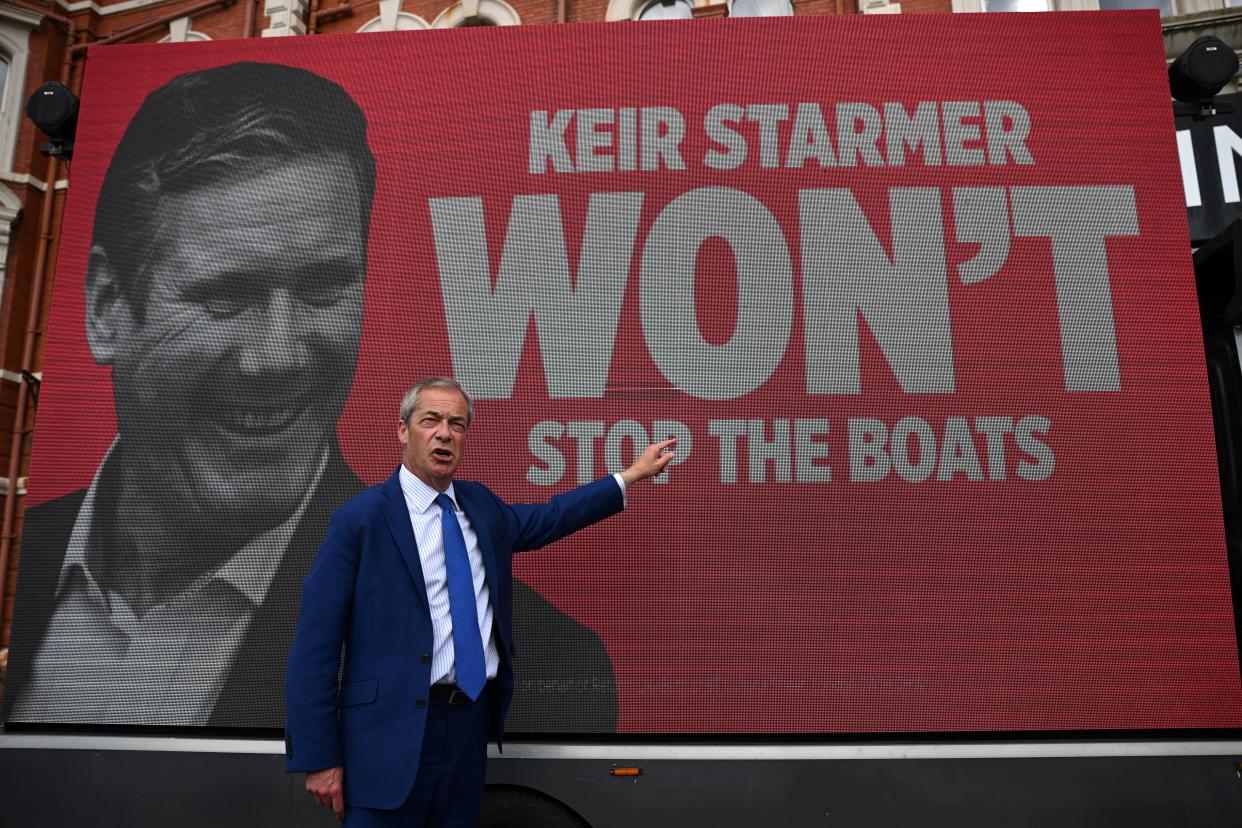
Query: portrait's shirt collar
59 439 115 590
212 448 330 604
19 440 333 725
59 437 331 608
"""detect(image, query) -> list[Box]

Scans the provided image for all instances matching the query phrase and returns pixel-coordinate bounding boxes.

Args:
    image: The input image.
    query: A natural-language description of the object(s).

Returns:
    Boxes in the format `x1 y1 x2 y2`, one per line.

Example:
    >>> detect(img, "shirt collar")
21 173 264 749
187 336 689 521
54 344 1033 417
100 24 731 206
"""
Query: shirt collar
212 449 329 604
398 464 457 514
60 438 331 607
60 440 115 584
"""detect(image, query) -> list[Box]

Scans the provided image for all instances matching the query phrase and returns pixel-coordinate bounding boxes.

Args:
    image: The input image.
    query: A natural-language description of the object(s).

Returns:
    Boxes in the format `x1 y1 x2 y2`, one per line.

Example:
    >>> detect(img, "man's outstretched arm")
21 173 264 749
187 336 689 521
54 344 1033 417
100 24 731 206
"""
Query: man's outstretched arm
618 437 677 487
506 438 677 551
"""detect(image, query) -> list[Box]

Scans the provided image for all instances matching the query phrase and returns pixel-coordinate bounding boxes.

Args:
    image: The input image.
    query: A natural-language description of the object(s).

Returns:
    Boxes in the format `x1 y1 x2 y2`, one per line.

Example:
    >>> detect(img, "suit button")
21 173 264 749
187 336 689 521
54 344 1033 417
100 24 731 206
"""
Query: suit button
420 653 430 663
416 699 426 709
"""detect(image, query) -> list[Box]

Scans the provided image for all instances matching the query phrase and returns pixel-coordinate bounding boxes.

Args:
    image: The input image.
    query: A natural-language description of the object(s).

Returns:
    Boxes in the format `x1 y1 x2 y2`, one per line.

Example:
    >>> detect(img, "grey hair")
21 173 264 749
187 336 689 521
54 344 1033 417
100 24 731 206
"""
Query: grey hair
400 377 473 426
92 62 375 320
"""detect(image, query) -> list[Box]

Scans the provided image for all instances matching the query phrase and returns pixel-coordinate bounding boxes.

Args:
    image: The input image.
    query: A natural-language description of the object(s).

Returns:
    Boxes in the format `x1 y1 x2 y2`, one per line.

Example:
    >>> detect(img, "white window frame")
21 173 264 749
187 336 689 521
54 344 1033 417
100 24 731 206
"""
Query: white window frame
727 0 795 15
952 0 1096 11
431 0 521 27
605 0 716 20
359 0 430 31
0 3 41 175
159 16 212 42
955 0 1225 13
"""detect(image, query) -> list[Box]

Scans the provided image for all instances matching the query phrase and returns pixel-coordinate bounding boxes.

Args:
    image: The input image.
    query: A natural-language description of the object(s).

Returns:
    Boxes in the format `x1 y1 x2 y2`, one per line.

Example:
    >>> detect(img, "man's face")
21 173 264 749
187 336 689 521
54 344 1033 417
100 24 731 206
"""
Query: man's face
89 156 367 526
398 388 470 493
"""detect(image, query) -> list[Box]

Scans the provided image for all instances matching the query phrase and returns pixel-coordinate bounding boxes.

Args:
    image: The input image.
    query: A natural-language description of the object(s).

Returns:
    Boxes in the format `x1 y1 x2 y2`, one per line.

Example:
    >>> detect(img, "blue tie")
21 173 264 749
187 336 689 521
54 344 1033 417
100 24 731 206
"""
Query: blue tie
435 493 487 700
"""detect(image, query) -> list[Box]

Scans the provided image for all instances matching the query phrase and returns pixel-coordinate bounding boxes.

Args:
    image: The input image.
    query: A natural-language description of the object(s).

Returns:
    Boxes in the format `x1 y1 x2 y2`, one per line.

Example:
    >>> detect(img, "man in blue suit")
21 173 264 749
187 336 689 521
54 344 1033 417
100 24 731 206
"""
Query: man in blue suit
285 376 675 825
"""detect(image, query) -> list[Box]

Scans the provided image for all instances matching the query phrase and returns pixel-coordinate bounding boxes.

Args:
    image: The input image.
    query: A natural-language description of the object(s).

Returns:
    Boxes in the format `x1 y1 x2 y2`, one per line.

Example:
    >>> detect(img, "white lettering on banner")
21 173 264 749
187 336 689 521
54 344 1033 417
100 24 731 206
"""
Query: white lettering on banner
704 104 748 170
428 192 642 399
1214 125 1242 204
1010 187 1137 392
883 101 941 168
836 102 886 167
530 101 1031 173
707 419 832 484
1174 125 1242 208
848 415 1053 483
431 185 1137 402
527 419 692 485
525 417 1053 486
640 187 794 400
533 101 1031 173
799 187 953 395
942 101 986 167
529 107 686 174
747 104 791 169
982 101 1034 166
1176 130 1202 208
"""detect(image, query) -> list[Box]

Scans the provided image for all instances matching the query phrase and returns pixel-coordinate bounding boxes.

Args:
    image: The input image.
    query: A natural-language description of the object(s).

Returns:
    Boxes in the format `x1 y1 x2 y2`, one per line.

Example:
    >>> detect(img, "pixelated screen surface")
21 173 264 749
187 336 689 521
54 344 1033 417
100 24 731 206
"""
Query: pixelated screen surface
7 13 1241 733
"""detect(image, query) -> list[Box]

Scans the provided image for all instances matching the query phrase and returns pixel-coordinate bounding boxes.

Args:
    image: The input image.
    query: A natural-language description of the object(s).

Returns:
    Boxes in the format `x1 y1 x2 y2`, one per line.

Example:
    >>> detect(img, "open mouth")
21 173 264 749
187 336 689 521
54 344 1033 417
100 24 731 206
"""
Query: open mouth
215 399 305 436
431 447 455 463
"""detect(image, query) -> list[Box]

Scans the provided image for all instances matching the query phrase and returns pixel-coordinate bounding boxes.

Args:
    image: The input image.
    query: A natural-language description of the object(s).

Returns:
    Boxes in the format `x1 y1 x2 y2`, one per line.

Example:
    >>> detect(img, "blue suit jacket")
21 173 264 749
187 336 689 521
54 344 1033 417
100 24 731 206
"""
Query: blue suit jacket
283 468 623 809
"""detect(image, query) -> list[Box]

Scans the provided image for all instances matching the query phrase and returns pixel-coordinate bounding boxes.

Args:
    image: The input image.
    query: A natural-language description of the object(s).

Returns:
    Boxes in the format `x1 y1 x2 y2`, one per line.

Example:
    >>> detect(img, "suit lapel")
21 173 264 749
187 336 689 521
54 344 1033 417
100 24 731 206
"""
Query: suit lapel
382 468 430 615
0 490 83 721
456 484 499 607
213 451 363 726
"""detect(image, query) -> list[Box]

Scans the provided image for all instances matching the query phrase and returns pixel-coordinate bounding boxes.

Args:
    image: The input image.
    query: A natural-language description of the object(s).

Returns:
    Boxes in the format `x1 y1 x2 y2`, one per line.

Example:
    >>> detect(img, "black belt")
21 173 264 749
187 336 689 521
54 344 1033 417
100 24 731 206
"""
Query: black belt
429 682 489 705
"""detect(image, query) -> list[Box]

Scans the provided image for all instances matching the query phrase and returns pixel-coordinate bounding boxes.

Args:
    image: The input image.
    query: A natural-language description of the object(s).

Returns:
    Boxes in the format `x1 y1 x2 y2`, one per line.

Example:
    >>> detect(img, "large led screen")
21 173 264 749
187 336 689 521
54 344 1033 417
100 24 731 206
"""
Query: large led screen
5 13 1241 733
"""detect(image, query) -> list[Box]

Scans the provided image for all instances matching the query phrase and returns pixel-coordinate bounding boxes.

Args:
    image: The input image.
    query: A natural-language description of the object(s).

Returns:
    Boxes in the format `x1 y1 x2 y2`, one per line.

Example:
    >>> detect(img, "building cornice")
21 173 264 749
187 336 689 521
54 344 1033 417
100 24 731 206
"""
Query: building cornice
0 4 46 27
1163 7 1242 33
54 0 183 18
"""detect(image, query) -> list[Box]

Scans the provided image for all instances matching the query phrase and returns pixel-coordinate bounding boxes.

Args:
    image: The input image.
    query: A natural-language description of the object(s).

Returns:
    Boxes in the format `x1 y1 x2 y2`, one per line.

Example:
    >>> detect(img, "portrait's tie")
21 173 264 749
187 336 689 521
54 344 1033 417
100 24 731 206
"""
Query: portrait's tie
435 493 487 700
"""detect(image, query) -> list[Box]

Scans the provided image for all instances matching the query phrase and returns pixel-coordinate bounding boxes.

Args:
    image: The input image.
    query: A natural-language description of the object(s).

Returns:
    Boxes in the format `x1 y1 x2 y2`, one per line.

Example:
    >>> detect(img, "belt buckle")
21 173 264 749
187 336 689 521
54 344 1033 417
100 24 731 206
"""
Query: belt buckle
448 687 470 705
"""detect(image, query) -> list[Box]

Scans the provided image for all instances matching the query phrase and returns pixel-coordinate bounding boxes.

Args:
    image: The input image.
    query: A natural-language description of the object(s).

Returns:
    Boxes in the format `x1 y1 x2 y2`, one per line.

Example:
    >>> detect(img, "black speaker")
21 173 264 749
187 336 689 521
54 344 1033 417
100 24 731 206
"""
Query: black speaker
24 81 78 159
1170 36 1240 104
25 81 78 139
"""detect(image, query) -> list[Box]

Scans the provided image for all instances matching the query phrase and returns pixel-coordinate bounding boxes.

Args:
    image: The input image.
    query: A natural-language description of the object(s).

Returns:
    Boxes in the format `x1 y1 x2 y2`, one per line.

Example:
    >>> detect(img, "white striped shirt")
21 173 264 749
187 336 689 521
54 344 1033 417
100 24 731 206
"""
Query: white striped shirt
397 468 627 687
398 466 499 685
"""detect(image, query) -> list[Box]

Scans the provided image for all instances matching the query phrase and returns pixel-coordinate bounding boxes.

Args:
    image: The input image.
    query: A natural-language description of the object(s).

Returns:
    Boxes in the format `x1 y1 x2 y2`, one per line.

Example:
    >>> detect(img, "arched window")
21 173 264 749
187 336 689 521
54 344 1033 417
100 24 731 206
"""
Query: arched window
0 2 37 309
635 0 695 19
432 0 521 27
606 0 718 21
729 0 793 15
1096 0 1172 15
0 3 40 175
980 0 1050 9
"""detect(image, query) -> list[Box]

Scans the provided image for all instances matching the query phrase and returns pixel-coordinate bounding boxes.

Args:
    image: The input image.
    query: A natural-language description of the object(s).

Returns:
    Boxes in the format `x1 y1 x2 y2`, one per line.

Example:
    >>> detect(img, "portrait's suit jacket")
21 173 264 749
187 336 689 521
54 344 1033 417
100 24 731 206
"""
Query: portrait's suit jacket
0 450 363 727
282 469 624 810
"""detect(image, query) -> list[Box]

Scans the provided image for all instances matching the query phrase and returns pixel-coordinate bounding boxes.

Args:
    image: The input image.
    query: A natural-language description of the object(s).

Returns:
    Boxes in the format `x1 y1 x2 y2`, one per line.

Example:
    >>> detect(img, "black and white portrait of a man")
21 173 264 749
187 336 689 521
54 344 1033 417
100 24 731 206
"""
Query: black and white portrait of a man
2 62 616 730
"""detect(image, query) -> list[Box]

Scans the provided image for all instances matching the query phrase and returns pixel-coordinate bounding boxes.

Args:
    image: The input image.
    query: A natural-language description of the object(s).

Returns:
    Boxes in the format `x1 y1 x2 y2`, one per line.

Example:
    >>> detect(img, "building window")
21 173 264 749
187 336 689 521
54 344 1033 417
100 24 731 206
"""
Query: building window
1098 0 1172 14
636 0 695 18
0 3 41 175
432 0 520 27
730 0 794 14
608 0 718 20
982 0 1049 9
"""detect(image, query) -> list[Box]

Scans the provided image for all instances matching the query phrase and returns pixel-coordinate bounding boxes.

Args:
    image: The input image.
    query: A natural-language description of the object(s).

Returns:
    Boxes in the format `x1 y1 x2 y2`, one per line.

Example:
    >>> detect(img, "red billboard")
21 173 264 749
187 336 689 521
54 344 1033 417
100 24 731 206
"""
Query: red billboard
7 12 1241 733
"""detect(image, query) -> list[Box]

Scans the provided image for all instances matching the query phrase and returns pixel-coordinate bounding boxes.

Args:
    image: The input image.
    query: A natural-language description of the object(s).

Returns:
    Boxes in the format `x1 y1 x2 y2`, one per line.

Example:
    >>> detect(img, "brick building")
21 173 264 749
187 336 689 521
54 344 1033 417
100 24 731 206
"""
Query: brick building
0 0 1236 679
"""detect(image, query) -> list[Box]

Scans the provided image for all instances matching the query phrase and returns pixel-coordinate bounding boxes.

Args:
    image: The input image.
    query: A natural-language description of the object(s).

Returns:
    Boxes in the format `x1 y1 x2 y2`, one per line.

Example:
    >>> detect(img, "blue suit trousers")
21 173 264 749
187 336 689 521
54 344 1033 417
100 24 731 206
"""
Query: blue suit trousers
345 688 492 827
